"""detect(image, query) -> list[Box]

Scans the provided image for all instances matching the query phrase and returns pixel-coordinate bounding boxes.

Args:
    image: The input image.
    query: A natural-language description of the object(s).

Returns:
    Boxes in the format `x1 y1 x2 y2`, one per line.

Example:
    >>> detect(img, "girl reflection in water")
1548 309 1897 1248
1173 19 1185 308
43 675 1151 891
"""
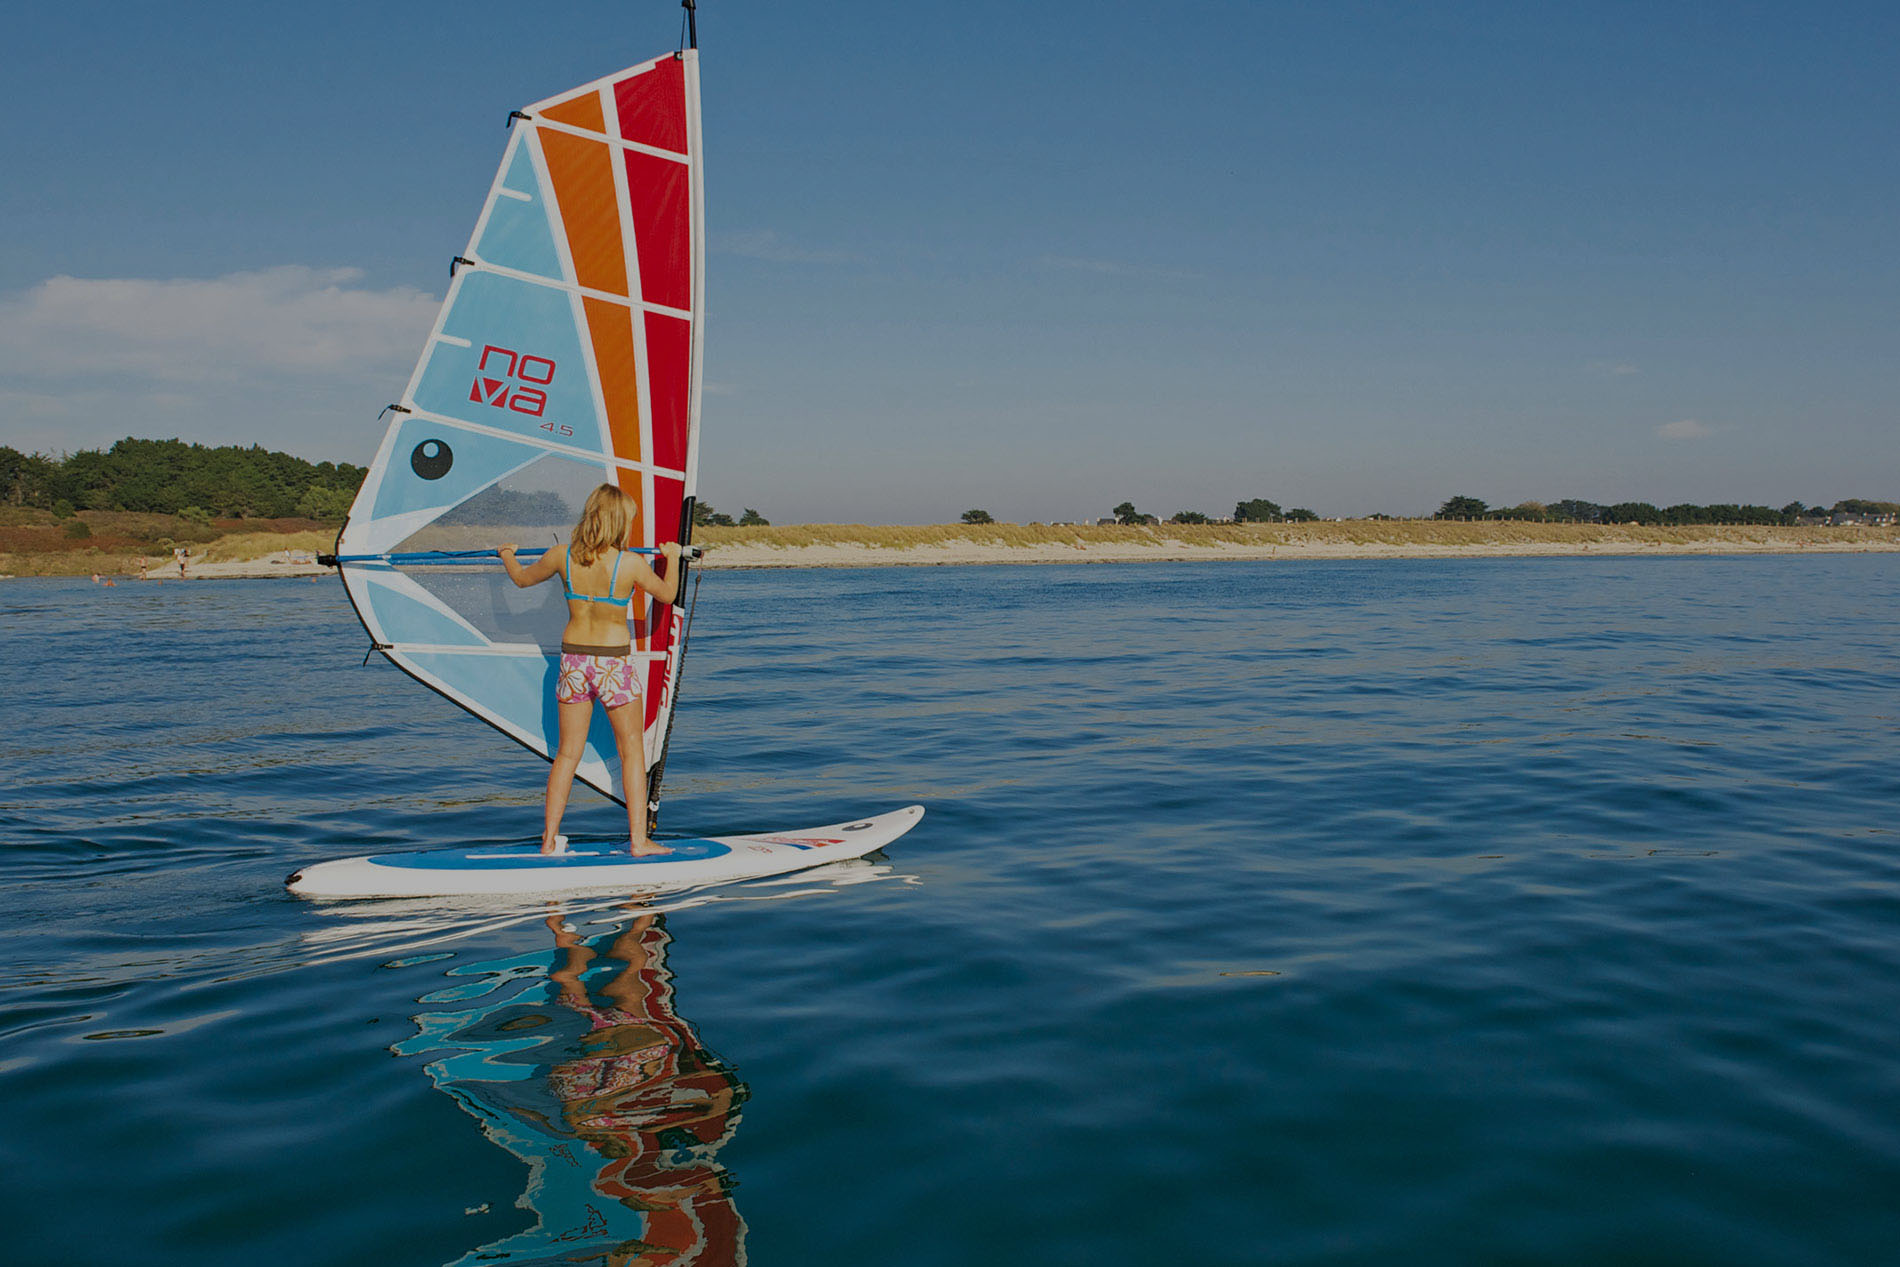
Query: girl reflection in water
400 904 750 1265
544 909 748 1265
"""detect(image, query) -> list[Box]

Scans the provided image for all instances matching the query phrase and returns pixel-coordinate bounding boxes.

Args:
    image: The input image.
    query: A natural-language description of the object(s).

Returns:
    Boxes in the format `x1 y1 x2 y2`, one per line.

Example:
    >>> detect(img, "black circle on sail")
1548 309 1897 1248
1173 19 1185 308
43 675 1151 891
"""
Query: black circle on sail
411 439 454 480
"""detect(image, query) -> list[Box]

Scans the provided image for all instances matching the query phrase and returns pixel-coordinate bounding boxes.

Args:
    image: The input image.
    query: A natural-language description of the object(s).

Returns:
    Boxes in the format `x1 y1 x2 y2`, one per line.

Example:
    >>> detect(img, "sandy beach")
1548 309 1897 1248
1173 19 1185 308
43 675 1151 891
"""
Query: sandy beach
692 529 1900 571
30 523 1893 580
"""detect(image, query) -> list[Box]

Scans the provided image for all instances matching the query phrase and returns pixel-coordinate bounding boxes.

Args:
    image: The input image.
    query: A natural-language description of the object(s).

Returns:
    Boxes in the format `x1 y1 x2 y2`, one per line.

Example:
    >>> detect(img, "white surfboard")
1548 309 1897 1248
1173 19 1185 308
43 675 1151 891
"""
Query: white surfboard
287 804 923 899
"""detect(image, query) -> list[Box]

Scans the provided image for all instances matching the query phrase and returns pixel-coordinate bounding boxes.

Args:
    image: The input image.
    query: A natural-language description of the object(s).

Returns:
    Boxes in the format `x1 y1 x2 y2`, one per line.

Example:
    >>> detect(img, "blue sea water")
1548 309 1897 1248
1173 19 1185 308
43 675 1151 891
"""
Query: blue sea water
2 555 1898 1266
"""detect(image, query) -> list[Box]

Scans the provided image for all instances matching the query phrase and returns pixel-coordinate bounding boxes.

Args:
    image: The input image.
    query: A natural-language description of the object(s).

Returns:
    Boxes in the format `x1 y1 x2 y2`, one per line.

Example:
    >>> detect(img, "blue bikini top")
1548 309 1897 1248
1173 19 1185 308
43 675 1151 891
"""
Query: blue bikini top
563 546 631 608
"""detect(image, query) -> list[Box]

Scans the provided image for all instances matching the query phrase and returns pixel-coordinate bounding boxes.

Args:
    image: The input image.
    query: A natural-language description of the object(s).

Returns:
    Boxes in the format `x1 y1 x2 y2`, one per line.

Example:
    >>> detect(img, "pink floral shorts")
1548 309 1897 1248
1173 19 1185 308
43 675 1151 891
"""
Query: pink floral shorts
556 650 641 709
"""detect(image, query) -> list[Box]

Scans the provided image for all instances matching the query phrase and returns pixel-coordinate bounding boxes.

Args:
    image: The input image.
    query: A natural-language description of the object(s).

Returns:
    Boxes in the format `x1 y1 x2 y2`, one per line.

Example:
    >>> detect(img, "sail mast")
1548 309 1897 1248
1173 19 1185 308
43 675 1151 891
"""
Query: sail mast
646 2 706 825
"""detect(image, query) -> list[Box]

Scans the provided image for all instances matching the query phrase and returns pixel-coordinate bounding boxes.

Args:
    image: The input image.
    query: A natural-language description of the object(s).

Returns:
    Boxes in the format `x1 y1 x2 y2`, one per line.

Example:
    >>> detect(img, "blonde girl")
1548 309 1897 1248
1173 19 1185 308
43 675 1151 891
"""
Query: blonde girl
500 483 681 855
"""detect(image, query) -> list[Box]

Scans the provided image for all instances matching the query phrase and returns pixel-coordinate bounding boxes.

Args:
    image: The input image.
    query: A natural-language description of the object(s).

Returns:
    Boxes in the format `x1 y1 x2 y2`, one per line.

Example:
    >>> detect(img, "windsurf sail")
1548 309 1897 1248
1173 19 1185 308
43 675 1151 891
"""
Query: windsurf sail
329 44 705 815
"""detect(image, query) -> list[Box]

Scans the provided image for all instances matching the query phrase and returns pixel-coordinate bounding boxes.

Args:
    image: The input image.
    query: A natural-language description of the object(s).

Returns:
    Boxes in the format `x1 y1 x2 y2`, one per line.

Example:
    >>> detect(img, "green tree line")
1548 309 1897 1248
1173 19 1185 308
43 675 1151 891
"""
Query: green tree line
1110 499 1320 525
0 438 367 520
692 502 768 527
1433 496 1898 525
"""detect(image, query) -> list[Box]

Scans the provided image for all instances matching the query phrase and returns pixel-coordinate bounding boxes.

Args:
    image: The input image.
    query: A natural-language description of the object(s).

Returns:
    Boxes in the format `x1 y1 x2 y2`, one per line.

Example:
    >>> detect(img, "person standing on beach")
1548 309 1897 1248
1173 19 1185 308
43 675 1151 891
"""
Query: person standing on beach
174 547 187 578
498 483 681 856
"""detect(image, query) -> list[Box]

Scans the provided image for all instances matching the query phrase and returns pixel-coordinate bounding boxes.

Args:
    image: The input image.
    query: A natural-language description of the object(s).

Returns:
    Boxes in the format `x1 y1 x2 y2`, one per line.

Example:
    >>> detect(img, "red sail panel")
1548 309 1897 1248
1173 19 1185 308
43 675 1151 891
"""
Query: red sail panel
614 59 688 154
629 549 653 656
540 130 629 298
639 473 687 717
644 313 692 474
651 475 686 554
644 606 681 727
623 149 690 313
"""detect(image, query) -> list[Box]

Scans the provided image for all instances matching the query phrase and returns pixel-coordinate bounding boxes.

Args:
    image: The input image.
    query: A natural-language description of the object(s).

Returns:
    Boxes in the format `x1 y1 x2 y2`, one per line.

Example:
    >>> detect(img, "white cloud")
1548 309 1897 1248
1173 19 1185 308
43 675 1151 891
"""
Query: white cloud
1037 254 1199 280
0 266 438 382
1657 418 1715 441
715 229 860 264
0 267 440 458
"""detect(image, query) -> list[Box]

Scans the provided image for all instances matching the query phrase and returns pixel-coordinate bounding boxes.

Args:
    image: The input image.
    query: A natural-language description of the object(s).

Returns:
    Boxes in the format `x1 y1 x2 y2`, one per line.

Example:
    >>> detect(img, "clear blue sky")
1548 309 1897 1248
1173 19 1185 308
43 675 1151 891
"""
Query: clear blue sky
4 0 1894 521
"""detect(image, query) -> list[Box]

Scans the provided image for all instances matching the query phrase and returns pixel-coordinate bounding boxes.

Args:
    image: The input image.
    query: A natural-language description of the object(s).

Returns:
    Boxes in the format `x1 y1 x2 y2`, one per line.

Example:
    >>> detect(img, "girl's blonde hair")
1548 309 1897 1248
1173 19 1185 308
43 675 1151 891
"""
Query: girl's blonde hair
571 483 636 566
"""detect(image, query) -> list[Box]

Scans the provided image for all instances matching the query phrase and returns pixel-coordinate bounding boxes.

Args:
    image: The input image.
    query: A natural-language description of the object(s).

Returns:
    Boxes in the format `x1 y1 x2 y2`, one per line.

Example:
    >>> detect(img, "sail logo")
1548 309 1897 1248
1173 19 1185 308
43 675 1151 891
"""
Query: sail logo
469 345 554 417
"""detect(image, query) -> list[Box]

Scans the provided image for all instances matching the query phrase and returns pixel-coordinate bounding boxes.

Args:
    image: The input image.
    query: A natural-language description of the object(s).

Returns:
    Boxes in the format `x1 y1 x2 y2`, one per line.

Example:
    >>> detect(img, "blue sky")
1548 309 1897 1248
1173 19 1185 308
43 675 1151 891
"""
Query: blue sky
3 0 1894 521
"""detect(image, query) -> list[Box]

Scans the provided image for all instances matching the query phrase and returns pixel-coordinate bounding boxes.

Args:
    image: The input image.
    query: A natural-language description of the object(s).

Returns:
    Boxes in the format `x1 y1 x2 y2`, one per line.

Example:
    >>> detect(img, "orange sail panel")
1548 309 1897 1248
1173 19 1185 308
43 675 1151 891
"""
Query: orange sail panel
540 130 628 297
540 89 607 135
584 296 644 465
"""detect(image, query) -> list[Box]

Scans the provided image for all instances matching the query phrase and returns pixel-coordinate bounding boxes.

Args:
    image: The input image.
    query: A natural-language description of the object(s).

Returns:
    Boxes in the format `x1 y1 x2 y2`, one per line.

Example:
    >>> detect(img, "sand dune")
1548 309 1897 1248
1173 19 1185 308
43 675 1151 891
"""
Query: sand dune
60 522 1894 580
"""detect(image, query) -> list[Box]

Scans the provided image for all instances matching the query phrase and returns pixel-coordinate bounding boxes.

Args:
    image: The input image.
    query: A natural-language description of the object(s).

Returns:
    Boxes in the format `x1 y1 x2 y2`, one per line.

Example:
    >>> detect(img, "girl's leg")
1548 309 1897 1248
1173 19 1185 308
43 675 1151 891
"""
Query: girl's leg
542 698 594 853
605 700 668 855
545 903 597 1008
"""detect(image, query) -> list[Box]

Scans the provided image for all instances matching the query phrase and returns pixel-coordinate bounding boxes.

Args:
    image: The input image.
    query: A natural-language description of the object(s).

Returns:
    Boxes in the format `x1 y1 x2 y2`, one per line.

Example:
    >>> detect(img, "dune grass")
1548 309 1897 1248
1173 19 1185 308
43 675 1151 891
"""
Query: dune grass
0 550 151 577
0 510 337 576
693 520 1900 552
7 517 1895 577
195 530 333 564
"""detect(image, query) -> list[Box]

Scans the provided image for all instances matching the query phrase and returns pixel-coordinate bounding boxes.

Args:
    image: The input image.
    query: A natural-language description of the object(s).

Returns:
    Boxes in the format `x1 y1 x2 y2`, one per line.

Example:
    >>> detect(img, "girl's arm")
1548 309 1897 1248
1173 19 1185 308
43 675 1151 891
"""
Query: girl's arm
499 543 563 589
621 542 682 605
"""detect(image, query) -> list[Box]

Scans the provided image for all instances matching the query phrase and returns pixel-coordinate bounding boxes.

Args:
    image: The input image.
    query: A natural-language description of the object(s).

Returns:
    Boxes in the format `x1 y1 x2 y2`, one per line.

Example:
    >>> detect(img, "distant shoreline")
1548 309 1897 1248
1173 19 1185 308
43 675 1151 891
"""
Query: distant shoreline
694 530 1900 570
692 521 1900 570
8 521 1898 580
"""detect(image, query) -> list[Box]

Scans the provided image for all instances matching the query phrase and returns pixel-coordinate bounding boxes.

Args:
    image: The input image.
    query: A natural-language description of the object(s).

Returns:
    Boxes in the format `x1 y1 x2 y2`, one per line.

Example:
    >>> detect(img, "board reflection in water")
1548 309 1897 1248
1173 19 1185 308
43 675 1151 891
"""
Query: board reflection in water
398 909 746 1265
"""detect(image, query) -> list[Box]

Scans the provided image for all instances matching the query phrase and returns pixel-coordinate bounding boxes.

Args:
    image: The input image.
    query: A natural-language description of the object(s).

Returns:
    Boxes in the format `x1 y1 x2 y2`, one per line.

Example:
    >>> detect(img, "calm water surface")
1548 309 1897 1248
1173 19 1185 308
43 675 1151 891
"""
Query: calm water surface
3 556 1897 1265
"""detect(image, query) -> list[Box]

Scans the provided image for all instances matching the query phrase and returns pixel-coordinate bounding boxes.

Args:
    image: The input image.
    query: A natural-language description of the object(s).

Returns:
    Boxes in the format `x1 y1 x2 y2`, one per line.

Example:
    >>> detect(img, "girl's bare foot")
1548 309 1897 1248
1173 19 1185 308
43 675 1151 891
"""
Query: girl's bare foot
541 834 568 856
631 838 671 857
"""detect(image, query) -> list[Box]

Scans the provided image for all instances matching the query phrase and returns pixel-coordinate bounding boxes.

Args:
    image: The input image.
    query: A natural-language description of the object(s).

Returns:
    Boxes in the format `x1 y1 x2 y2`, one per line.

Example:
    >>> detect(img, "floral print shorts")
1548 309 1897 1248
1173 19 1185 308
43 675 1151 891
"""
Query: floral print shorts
556 651 640 709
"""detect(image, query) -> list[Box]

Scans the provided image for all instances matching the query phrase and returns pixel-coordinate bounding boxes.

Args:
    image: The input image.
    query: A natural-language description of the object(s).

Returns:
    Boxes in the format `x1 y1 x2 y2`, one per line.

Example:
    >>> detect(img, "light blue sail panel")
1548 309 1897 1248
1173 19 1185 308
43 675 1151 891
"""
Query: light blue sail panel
369 416 545 526
356 571 490 647
403 649 623 794
476 141 564 281
400 568 566 650
412 272 602 454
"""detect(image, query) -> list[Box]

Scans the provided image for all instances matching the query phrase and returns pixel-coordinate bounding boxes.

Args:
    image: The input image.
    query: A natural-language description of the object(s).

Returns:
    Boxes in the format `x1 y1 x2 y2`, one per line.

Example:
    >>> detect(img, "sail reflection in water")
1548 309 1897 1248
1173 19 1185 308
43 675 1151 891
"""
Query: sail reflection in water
398 910 746 1265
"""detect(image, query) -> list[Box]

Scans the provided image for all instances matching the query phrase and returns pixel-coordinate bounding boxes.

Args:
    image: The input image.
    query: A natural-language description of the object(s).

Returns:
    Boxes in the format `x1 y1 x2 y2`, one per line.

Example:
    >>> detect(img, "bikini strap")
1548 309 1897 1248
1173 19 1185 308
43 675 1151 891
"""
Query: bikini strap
609 548 624 599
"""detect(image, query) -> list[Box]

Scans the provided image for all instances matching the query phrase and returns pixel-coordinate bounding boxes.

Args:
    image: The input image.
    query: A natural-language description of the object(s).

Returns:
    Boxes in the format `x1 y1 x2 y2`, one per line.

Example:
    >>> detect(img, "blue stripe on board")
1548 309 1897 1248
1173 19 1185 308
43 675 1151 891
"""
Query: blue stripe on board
368 839 732 870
